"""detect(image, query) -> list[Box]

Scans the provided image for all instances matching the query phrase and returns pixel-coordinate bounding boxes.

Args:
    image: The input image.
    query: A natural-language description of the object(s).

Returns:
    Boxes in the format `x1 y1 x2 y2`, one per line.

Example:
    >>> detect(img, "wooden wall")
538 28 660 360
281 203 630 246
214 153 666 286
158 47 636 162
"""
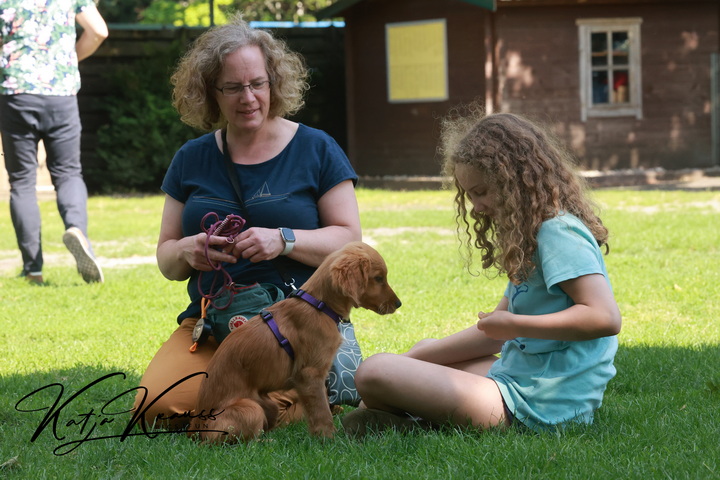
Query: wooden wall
75 3 720 181
340 0 719 176
343 0 488 176
495 1 719 170
77 25 346 176
77 27 199 163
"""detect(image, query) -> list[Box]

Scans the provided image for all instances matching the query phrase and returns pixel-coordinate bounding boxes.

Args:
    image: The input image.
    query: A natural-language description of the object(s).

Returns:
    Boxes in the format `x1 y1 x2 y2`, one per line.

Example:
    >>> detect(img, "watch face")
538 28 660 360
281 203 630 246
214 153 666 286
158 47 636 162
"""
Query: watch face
281 228 295 242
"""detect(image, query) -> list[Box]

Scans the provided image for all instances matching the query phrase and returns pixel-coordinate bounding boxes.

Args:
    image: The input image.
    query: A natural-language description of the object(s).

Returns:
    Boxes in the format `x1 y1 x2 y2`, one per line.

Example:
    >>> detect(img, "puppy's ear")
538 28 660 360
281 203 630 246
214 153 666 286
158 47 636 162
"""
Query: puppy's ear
331 247 372 304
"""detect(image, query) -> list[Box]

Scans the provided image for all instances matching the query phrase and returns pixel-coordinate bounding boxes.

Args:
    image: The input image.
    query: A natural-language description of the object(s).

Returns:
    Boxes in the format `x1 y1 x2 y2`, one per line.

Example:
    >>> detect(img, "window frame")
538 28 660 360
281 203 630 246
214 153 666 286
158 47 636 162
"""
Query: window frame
577 18 643 121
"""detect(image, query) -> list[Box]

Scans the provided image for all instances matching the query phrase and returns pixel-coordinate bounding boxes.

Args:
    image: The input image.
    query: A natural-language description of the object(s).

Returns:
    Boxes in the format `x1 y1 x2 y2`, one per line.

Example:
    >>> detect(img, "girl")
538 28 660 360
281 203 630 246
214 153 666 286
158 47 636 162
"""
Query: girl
342 109 621 436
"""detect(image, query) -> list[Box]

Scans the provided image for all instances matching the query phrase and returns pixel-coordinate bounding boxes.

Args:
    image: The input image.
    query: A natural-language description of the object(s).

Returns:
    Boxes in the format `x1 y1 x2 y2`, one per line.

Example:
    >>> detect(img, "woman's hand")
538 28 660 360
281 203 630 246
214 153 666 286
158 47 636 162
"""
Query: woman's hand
231 227 285 263
157 195 239 280
183 233 238 271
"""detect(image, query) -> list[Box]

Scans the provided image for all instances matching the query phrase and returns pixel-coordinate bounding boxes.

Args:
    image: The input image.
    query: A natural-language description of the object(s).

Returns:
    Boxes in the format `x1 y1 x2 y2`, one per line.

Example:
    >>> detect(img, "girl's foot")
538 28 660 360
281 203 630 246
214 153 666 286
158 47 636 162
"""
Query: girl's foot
341 408 435 438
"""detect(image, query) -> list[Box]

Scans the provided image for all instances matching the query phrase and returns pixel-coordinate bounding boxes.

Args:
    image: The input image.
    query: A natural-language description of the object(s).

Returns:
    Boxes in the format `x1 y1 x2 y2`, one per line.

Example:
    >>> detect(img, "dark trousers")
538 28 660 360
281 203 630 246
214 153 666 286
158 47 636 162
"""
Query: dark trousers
0 94 89 274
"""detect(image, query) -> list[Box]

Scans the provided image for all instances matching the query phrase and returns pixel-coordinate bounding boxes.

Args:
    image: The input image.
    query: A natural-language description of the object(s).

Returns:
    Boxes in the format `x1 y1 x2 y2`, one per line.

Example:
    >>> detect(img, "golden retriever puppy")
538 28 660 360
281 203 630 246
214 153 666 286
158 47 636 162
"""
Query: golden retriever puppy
190 241 401 444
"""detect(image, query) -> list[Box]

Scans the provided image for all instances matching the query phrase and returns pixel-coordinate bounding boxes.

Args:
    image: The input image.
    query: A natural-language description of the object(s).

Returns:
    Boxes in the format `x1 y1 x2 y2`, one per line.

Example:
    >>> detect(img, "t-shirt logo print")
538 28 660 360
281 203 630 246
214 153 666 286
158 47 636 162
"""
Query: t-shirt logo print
252 183 271 199
248 182 289 206
511 284 529 303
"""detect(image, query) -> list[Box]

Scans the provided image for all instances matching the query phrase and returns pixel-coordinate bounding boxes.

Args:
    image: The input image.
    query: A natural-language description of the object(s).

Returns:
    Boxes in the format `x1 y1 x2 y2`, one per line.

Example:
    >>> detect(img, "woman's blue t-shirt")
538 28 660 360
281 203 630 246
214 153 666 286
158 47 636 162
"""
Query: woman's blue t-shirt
487 213 618 431
162 124 357 322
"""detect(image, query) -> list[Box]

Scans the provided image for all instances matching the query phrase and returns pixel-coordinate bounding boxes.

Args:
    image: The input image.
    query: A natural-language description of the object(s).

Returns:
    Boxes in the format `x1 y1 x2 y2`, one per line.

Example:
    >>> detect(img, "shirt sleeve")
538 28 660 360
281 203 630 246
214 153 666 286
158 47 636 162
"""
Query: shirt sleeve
536 215 605 294
315 130 357 197
76 0 97 14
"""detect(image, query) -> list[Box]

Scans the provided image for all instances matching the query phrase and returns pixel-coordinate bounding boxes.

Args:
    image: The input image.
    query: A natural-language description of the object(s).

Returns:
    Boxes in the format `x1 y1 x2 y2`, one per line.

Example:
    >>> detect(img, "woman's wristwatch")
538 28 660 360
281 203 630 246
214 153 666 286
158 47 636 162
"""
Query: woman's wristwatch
278 227 295 255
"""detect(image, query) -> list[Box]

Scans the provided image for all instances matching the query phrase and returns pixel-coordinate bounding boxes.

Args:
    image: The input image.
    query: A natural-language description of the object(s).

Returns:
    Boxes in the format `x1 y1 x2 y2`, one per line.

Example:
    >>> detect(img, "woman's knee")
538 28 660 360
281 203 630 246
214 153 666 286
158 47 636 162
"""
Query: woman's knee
132 383 193 430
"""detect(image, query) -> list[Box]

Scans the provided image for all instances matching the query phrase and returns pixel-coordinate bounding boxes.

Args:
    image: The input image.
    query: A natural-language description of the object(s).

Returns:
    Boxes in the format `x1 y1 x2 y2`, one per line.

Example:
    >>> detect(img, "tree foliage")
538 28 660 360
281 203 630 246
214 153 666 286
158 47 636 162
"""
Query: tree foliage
232 0 337 23
99 0 339 25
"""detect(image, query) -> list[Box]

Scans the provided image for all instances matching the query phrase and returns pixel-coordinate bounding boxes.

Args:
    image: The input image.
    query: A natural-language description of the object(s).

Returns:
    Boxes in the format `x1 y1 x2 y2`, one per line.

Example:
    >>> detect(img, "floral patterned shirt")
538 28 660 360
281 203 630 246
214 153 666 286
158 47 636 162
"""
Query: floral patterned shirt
0 0 95 96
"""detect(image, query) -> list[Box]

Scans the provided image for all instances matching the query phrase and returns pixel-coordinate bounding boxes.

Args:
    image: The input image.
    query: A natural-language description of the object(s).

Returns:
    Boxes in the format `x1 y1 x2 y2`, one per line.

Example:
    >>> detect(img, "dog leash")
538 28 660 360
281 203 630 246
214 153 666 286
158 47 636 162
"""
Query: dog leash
197 130 340 359
190 213 246 354
196 212 246 306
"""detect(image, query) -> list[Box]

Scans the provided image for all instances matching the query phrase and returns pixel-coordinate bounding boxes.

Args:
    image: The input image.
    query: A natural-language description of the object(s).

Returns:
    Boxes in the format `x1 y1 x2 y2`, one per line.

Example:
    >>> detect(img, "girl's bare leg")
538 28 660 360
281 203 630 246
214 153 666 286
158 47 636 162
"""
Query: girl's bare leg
353 352 509 430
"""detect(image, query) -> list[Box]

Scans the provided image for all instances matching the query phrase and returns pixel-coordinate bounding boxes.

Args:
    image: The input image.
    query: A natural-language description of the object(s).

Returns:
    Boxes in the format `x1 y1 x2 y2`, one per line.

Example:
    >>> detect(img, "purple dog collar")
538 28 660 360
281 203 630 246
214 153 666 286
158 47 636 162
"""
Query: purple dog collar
288 289 342 325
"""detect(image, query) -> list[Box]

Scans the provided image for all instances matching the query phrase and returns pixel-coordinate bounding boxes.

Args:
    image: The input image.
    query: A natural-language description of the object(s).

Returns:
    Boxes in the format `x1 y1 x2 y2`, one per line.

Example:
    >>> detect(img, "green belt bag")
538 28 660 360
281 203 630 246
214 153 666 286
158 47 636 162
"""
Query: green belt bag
192 283 285 346
190 282 362 407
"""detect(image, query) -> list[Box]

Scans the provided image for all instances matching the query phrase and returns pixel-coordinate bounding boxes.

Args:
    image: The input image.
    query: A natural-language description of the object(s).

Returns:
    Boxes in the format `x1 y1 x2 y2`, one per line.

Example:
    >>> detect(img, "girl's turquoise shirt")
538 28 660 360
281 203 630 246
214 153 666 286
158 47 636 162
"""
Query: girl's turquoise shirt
488 213 618 431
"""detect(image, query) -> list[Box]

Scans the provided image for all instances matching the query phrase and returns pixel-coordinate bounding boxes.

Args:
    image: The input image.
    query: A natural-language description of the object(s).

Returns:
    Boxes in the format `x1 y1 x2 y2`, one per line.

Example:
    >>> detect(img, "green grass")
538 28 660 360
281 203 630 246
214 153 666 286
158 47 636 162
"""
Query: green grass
1 188 719 479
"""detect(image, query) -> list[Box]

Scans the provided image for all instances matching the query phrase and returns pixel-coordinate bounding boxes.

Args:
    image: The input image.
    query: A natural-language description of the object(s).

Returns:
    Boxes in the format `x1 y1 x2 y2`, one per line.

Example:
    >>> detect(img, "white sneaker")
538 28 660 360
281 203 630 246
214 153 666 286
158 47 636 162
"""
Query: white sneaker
62 227 104 283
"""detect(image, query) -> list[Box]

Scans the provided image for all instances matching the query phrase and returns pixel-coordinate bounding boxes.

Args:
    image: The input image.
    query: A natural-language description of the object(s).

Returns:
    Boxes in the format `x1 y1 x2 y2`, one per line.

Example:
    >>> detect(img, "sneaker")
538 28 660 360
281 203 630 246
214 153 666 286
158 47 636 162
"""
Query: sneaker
20 270 44 286
62 227 104 283
341 408 434 438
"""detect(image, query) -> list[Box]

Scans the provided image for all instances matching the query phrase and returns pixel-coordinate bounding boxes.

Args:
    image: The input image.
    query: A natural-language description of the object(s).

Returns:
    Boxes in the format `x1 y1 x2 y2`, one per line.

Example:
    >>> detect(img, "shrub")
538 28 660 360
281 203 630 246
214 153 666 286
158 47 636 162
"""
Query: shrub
88 39 200 194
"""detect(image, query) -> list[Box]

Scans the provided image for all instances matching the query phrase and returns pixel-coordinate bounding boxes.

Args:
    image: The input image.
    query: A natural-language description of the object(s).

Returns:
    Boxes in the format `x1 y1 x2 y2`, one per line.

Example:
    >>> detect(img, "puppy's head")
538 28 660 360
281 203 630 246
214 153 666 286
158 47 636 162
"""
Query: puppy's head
330 242 401 315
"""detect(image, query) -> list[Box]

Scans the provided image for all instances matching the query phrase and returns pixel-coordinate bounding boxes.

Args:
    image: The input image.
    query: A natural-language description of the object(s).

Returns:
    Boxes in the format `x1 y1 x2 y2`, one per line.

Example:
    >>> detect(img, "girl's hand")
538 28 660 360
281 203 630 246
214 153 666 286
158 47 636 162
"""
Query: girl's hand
477 310 516 341
475 275 622 342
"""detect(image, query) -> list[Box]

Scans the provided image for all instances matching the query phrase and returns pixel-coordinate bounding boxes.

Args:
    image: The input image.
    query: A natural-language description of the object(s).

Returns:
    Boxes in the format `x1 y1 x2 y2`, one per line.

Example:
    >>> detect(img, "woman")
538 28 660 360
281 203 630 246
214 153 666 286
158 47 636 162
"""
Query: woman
133 15 360 430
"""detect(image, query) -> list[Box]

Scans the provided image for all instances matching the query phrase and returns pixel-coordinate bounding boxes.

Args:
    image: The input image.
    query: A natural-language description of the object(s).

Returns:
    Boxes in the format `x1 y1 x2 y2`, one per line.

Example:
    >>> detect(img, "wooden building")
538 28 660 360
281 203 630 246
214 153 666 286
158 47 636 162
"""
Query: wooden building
318 0 720 176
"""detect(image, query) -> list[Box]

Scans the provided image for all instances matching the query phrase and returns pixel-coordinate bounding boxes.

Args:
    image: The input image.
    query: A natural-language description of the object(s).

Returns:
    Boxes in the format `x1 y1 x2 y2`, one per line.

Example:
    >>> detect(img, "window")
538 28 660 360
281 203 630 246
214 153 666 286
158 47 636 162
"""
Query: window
577 18 642 121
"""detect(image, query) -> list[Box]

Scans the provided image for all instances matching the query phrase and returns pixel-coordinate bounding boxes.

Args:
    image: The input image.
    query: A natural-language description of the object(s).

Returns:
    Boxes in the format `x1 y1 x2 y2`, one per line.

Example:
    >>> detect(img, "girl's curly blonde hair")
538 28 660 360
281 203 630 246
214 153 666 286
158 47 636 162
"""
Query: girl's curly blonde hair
440 105 609 284
170 14 309 131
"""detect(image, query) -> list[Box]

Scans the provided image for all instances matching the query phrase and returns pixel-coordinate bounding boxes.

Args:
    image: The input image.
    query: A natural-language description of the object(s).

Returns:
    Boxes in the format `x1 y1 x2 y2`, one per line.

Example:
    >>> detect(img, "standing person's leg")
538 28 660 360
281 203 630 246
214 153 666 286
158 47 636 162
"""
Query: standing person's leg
43 96 87 235
43 95 103 283
342 353 510 436
0 95 44 283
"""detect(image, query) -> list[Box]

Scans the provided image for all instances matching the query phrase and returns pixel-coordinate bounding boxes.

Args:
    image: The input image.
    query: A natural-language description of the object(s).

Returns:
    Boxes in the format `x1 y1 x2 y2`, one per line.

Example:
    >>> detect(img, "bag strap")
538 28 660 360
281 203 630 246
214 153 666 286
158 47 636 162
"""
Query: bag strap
221 129 296 289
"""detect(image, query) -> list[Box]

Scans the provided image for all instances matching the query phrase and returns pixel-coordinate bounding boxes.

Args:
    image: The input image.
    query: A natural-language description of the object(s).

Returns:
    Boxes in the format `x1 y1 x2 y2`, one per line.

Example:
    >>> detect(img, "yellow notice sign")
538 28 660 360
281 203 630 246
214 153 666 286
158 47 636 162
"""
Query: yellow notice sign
386 19 448 102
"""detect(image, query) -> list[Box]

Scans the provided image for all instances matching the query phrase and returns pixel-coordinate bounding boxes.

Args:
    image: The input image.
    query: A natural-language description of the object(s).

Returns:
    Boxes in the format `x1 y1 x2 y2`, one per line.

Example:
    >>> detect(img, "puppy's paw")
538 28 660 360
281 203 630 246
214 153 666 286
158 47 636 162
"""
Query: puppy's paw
310 423 336 439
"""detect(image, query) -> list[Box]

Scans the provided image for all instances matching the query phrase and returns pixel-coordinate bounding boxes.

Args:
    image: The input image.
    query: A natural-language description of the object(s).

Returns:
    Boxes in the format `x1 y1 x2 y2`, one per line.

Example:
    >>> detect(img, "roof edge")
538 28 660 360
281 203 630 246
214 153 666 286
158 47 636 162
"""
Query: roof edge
316 0 496 19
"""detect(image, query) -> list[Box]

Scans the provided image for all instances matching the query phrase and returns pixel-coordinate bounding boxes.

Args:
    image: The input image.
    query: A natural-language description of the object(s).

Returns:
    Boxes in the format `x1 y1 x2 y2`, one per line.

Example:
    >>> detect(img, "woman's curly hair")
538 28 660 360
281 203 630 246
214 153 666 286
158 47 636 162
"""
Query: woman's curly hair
440 105 609 284
170 14 310 131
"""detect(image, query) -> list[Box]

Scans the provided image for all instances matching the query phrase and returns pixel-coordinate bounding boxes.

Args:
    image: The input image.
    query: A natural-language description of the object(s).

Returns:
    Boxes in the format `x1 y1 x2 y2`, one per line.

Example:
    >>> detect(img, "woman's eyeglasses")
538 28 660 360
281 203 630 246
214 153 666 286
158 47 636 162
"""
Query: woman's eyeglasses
215 81 271 97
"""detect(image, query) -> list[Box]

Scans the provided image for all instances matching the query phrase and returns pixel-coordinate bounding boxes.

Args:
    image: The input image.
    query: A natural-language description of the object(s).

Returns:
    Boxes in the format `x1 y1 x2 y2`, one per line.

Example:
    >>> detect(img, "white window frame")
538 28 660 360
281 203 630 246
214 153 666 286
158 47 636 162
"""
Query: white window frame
577 18 643 121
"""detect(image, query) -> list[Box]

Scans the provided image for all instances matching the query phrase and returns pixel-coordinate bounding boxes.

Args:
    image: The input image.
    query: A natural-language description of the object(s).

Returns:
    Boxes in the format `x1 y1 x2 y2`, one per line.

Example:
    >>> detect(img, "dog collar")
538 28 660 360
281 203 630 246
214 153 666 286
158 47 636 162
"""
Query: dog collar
288 289 343 325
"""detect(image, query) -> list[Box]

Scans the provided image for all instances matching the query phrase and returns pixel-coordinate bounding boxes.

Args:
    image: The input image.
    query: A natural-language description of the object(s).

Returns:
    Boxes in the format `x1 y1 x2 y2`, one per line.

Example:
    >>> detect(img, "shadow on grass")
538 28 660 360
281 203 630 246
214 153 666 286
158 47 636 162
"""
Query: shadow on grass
598 343 720 441
0 365 185 457
2 344 719 460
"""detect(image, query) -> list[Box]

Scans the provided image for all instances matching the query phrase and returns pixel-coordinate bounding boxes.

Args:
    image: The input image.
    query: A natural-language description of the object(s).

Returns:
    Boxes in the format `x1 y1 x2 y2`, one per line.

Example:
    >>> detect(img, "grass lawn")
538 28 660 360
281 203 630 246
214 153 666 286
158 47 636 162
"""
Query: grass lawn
1 188 719 479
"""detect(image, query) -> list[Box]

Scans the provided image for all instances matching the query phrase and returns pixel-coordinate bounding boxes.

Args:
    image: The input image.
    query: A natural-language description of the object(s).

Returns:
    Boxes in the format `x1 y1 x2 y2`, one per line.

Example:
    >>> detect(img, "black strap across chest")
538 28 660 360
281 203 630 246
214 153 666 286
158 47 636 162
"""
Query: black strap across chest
221 129 295 288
